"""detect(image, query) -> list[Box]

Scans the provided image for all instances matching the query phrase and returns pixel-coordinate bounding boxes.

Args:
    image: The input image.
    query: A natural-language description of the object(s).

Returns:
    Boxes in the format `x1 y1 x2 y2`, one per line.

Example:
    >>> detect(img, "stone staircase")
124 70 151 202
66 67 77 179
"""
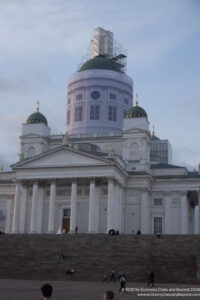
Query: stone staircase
0 234 200 283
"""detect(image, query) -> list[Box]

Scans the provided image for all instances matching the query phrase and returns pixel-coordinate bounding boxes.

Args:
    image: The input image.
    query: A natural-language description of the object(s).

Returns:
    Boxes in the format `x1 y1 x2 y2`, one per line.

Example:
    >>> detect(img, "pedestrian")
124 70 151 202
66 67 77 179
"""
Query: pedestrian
104 290 114 300
75 226 78 234
119 274 126 293
110 270 116 281
102 274 109 285
41 283 55 299
147 271 154 287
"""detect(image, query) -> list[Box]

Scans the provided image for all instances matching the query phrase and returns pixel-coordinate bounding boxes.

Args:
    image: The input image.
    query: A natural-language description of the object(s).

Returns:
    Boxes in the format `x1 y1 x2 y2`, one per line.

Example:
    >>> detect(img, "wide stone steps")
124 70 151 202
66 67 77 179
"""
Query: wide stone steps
0 234 200 283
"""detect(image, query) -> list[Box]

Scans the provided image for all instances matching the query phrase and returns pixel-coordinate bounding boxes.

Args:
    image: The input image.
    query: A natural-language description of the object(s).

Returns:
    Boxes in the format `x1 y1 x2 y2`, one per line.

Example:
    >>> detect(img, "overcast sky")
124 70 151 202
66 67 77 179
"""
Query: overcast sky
0 0 200 170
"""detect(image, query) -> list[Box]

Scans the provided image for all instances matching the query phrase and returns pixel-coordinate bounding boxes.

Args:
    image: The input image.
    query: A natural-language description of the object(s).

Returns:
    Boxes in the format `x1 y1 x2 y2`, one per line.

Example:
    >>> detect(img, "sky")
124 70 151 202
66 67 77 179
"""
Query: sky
0 0 200 171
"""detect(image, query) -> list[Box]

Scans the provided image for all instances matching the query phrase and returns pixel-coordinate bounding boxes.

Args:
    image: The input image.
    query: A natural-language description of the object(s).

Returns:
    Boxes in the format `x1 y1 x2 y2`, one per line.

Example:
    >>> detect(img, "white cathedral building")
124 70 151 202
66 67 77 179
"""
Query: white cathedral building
0 27 200 235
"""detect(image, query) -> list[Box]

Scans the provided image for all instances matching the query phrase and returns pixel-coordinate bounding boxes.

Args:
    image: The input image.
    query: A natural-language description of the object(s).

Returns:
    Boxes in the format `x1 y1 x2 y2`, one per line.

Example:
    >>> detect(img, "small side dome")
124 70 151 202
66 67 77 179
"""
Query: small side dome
126 94 147 118
26 101 48 126
79 55 122 73
151 125 160 140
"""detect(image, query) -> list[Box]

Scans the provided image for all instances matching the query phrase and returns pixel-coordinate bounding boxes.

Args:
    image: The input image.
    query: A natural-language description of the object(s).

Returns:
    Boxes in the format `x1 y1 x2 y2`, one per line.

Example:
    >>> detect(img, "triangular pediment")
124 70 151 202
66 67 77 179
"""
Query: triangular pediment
123 127 148 134
12 146 112 169
20 133 45 139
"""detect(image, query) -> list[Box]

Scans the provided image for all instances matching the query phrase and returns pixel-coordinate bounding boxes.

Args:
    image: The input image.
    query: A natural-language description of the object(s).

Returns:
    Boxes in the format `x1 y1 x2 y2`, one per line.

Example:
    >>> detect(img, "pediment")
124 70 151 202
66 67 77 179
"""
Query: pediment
20 133 43 139
123 127 148 134
12 146 111 169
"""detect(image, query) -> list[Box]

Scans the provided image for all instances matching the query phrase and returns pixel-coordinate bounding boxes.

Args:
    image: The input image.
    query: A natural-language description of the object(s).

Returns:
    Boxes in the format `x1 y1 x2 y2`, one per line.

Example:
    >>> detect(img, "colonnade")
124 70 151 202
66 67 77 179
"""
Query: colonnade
11 180 200 234
12 178 124 234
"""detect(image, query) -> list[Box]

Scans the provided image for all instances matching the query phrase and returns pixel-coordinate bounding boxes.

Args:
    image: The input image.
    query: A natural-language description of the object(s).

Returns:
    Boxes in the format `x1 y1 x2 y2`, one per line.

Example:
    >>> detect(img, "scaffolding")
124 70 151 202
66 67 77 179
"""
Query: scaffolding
78 27 127 73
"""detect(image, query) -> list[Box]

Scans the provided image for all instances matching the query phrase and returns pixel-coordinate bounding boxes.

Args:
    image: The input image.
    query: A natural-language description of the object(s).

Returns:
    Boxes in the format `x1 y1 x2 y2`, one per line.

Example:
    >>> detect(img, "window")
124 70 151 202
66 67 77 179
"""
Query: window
91 91 100 99
76 94 82 100
124 98 129 105
84 189 89 196
110 93 116 100
63 209 70 217
77 189 82 196
56 190 67 197
67 110 70 125
154 217 162 234
27 147 36 158
75 106 82 122
108 106 117 121
130 143 140 161
154 198 162 206
90 105 100 120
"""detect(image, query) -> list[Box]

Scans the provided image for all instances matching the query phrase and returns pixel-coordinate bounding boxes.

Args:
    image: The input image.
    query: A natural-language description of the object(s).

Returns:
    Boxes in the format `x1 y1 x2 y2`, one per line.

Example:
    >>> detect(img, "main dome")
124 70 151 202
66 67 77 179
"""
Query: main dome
79 55 122 73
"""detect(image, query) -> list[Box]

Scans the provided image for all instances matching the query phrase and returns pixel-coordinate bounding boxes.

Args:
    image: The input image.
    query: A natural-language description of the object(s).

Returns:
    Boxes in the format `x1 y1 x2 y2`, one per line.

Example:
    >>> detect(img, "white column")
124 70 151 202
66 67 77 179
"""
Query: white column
12 182 21 233
164 192 171 234
118 186 123 233
48 181 56 233
194 205 199 234
107 178 114 232
5 199 12 233
198 190 200 234
30 182 38 233
141 189 148 234
114 183 119 230
88 179 96 233
19 186 27 233
95 186 100 233
181 192 188 234
37 187 44 233
69 180 77 233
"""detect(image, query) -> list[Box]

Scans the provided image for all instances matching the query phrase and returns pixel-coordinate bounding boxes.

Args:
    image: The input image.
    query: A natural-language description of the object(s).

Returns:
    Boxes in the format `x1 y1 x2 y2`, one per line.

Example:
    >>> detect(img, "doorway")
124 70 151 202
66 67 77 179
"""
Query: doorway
62 208 70 233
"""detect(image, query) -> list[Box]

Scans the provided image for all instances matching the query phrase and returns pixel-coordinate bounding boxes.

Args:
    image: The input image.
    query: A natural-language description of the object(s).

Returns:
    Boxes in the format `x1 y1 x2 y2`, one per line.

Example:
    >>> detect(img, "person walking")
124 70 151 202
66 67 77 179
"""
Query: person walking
119 274 126 293
147 271 154 287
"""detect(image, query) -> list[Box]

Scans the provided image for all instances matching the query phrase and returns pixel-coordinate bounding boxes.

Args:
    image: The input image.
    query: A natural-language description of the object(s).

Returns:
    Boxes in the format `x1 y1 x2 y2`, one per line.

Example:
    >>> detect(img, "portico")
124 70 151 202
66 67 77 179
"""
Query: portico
11 145 127 234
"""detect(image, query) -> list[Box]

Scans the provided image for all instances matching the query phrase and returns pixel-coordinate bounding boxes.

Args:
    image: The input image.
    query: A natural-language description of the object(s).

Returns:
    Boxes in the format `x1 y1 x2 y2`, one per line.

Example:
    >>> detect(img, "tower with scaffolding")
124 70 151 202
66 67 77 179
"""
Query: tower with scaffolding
78 27 127 73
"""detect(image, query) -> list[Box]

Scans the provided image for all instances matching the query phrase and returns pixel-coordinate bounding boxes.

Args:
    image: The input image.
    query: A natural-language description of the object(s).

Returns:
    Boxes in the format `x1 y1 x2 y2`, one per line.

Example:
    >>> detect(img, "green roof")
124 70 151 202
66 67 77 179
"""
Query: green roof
126 105 148 118
151 135 160 141
187 172 200 178
26 112 48 126
79 55 122 73
151 164 184 169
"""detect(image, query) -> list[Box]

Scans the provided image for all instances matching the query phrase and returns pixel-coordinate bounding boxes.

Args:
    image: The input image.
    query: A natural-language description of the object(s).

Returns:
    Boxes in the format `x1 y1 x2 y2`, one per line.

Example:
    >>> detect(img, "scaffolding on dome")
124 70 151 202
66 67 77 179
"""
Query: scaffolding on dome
77 27 127 73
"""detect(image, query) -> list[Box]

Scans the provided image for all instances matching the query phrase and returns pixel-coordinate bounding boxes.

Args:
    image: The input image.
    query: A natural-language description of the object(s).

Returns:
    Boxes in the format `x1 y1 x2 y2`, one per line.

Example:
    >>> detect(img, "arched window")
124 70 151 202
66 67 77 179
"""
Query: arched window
27 146 36 158
130 143 140 161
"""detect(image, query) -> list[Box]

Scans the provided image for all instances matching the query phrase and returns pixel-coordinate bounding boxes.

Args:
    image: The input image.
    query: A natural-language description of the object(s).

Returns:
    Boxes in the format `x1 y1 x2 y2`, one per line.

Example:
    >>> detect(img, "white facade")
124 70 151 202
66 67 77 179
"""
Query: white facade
0 112 200 235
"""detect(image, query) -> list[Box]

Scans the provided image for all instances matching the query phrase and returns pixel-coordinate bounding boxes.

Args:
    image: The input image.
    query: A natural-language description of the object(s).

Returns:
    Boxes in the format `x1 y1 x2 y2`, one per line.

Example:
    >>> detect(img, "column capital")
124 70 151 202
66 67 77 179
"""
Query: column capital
32 180 39 185
71 178 78 184
15 180 21 185
50 180 56 185
164 191 171 197
89 179 96 184
180 191 188 197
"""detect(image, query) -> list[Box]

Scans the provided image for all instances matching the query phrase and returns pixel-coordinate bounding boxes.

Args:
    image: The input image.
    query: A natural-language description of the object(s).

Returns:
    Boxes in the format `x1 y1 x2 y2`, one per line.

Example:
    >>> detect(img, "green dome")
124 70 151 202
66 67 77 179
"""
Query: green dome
79 55 122 73
151 135 160 141
26 112 48 126
126 105 148 118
